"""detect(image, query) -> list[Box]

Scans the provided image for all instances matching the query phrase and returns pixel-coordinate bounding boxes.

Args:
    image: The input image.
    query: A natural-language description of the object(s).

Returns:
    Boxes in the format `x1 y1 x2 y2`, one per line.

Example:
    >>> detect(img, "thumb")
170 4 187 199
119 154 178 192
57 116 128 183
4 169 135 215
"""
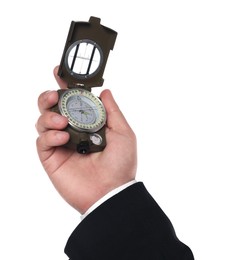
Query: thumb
100 89 132 133
53 66 68 89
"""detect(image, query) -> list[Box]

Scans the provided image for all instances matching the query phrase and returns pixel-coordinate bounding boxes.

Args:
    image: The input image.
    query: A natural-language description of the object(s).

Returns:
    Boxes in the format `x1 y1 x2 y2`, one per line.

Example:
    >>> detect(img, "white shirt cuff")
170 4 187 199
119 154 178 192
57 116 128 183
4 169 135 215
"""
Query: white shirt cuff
81 180 137 220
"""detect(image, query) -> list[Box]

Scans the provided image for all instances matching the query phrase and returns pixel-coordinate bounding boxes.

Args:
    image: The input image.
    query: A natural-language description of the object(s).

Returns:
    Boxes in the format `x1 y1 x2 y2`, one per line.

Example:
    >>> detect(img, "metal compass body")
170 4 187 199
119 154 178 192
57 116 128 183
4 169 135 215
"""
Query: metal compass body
51 16 117 154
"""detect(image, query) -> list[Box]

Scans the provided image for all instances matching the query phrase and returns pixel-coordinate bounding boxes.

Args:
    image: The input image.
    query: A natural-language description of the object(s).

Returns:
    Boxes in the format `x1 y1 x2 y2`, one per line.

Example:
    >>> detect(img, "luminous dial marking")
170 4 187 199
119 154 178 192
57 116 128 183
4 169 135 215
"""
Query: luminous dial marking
59 88 106 132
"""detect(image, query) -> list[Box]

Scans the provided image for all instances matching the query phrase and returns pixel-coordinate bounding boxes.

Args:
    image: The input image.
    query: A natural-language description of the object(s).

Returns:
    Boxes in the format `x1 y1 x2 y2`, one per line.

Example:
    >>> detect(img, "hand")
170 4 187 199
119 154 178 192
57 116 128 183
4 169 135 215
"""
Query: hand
36 67 137 214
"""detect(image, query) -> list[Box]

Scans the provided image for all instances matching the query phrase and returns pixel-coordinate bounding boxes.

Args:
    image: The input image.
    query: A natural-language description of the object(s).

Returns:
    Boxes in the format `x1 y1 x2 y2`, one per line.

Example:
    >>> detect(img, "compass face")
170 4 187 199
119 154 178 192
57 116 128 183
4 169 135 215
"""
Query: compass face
65 39 103 79
59 88 106 132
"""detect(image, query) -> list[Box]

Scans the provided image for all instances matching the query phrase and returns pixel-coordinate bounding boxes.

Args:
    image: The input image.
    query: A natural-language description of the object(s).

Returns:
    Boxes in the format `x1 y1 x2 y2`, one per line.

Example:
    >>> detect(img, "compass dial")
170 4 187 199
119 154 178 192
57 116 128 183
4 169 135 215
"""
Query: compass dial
59 88 106 132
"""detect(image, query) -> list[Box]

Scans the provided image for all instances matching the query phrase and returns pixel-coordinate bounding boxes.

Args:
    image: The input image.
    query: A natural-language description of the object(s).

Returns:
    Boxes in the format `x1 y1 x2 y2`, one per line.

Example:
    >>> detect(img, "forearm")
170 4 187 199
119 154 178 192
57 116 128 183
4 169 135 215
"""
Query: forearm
80 180 137 220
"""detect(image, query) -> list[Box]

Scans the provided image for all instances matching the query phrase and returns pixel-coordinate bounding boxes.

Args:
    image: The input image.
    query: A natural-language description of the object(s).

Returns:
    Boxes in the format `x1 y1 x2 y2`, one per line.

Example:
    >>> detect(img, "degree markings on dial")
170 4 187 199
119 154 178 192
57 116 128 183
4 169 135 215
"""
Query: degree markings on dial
60 89 106 132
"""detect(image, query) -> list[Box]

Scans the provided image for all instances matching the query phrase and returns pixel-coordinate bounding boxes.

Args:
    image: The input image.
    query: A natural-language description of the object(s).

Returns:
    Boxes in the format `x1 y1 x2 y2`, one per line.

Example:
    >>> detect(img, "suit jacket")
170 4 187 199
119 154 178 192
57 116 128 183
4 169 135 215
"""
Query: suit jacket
65 182 194 259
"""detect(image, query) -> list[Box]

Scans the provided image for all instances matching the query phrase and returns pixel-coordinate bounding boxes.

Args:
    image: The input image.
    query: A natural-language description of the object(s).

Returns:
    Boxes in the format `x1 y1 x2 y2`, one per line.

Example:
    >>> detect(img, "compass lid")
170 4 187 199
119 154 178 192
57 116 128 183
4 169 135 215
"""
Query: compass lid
58 16 117 90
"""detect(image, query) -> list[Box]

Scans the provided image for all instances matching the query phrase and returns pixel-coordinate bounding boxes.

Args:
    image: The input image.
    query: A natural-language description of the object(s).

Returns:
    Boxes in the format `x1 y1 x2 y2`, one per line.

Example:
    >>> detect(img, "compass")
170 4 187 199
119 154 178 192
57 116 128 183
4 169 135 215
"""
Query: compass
51 16 117 153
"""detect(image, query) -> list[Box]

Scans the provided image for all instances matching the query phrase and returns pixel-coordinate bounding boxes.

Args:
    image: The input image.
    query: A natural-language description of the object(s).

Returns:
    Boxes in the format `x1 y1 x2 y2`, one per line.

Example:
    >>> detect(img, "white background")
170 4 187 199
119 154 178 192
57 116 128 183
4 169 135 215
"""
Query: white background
0 0 227 259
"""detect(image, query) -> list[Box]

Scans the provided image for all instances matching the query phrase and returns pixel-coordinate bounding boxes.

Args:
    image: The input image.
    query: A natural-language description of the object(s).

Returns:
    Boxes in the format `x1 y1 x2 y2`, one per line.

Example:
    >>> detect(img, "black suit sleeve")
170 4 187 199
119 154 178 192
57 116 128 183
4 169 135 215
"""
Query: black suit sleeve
65 182 194 260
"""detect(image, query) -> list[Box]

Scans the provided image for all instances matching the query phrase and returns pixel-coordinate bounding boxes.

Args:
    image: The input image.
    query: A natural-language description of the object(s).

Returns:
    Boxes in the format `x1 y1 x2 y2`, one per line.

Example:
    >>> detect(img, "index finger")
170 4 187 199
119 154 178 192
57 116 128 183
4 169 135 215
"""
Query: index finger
37 90 58 114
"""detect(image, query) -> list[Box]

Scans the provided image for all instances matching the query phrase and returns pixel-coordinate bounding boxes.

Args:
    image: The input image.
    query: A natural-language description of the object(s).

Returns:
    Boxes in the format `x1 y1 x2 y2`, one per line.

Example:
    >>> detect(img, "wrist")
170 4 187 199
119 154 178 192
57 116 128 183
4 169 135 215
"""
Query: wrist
81 180 137 220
